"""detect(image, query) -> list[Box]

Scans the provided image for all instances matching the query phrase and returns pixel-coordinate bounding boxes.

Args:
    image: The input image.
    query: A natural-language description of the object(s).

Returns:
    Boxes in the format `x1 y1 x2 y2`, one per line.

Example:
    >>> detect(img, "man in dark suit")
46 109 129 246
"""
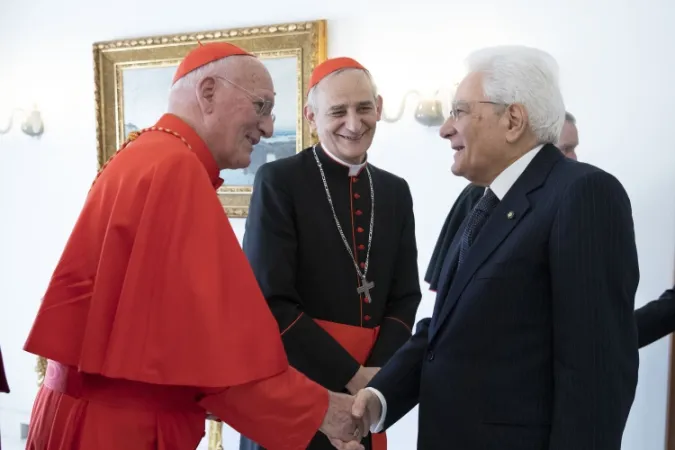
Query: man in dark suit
350 45 640 450
435 114 675 351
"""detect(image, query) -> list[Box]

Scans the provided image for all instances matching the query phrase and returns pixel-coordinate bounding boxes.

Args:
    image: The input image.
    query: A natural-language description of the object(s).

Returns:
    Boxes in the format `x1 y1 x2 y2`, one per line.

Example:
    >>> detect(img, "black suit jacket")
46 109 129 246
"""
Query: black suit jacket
368 145 640 450
635 288 675 347
433 184 675 350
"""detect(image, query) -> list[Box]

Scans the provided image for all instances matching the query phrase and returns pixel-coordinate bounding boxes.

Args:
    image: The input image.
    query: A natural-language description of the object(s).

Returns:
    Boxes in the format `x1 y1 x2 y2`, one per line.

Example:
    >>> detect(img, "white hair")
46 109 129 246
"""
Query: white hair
464 45 566 144
305 68 378 112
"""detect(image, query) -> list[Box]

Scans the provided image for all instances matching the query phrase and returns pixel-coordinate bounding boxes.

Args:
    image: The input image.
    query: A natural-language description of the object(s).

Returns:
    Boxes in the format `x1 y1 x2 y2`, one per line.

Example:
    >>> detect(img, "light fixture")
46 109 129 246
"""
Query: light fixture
0 105 45 137
381 89 446 127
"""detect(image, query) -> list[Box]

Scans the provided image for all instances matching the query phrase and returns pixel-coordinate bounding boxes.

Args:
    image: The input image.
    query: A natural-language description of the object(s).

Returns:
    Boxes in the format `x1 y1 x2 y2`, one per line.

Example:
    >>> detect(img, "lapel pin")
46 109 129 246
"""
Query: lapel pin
507 211 515 219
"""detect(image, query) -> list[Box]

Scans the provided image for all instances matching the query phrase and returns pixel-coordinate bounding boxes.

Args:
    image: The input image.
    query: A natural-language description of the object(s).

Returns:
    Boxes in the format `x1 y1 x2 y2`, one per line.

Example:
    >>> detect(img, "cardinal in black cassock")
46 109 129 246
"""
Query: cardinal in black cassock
239 57 422 450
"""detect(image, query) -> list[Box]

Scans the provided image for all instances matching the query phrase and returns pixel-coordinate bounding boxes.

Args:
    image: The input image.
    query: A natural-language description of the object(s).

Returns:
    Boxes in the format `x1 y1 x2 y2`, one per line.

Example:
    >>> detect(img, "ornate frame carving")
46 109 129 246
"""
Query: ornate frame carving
92 20 327 217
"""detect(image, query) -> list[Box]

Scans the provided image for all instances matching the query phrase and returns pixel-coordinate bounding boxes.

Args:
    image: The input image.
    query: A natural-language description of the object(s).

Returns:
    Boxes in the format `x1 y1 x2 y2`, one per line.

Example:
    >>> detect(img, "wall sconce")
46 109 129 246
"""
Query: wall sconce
0 105 45 137
382 90 446 127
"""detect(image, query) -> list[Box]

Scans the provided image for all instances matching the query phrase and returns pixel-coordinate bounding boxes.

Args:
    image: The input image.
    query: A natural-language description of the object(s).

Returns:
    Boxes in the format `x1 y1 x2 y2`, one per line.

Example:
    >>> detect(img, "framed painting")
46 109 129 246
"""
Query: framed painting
92 20 327 217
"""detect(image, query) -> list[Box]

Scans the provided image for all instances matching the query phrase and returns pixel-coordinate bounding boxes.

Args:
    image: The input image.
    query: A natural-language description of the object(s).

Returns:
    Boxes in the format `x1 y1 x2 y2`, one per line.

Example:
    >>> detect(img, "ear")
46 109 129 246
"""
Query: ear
196 77 218 114
303 104 318 132
375 95 383 121
504 103 528 144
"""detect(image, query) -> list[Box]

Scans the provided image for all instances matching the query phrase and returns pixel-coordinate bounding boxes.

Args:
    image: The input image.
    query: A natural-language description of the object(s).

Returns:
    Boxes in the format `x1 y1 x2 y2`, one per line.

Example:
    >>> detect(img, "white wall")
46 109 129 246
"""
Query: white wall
1 0 674 448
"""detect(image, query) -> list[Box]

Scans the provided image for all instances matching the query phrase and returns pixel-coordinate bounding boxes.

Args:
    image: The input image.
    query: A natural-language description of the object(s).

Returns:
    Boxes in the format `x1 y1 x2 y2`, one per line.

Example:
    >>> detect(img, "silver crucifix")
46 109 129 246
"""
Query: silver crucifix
357 277 375 303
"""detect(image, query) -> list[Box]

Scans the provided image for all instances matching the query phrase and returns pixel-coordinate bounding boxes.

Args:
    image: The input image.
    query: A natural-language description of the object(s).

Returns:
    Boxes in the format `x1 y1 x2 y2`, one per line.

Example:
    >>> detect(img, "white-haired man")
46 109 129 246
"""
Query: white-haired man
23 43 366 450
240 57 421 450
353 45 640 450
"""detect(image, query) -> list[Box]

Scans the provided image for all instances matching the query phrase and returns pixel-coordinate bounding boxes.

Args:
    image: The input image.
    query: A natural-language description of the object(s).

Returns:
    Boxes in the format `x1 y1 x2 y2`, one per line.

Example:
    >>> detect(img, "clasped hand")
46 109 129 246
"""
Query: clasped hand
320 390 383 450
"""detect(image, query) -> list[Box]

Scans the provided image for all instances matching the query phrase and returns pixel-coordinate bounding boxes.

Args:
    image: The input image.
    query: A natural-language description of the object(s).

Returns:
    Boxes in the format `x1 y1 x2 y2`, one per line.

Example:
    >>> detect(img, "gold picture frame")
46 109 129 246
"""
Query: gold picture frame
92 20 327 217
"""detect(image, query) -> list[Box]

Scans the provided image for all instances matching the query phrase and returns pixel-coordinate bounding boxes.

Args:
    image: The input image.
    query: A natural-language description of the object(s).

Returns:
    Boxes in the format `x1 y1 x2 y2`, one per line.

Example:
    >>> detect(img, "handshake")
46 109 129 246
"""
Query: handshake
319 389 383 450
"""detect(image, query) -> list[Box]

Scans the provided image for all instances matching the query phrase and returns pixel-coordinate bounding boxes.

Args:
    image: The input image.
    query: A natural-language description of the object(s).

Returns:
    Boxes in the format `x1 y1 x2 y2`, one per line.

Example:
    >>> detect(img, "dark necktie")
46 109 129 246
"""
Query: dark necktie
457 188 500 268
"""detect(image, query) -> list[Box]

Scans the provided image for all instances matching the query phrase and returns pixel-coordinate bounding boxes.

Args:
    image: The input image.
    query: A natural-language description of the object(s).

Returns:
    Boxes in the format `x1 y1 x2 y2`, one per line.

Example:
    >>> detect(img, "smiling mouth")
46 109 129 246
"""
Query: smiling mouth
337 133 366 142
246 136 260 146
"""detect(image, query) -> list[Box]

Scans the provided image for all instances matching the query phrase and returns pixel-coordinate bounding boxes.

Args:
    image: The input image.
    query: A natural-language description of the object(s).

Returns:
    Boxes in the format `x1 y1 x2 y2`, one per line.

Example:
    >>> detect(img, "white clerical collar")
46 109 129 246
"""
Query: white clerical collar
488 144 543 200
320 143 367 177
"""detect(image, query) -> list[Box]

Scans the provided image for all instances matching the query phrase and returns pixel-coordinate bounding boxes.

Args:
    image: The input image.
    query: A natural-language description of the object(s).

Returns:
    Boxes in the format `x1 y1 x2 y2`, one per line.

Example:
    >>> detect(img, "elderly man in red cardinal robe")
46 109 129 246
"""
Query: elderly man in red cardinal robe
22 42 366 450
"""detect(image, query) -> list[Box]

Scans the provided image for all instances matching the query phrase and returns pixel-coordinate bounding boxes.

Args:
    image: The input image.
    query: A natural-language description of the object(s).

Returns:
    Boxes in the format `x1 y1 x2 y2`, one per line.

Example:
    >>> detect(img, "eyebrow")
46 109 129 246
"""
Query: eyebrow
328 100 375 112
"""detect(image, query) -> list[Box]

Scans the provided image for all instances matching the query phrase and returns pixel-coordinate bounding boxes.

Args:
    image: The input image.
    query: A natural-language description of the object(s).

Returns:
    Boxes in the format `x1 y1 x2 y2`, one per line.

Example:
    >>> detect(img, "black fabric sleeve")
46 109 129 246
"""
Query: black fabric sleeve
635 287 675 348
367 318 431 430
547 170 640 450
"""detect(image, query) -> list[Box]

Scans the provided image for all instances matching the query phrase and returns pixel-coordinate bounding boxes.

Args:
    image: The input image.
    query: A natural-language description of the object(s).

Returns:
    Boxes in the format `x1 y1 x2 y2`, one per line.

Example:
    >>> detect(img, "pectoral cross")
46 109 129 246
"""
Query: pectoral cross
357 277 375 304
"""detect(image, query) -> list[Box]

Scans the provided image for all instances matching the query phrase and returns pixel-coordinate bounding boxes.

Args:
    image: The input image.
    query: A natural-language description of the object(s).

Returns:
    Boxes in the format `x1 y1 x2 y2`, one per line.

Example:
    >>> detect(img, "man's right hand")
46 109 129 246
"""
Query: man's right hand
346 366 380 395
319 391 365 450
351 389 382 433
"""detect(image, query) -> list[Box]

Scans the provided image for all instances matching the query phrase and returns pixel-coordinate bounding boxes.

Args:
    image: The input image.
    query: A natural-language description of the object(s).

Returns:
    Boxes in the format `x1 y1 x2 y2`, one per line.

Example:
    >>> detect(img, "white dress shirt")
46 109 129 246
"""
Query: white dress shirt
365 144 544 434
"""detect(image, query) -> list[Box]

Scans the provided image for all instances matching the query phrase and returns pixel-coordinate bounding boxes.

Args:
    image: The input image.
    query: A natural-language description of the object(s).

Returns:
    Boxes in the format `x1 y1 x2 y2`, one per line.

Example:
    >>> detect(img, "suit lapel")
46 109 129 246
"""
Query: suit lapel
430 214 469 326
429 145 563 343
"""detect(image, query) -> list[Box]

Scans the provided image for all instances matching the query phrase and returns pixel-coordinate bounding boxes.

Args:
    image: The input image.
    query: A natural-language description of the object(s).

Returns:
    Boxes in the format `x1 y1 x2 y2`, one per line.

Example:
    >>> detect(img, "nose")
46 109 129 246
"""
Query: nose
344 111 362 133
439 117 457 140
259 115 274 138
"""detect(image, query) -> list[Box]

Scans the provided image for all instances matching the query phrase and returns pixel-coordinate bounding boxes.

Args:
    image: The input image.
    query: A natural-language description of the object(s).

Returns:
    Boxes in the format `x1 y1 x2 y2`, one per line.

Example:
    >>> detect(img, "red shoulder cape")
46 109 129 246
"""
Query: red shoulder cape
24 114 288 387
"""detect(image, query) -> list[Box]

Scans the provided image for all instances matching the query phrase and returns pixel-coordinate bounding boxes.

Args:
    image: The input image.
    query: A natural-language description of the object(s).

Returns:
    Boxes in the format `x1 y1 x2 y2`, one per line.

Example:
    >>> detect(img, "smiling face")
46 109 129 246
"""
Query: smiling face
439 72 507 185
197 57 275 169
439 71 534 186
304 69 382 164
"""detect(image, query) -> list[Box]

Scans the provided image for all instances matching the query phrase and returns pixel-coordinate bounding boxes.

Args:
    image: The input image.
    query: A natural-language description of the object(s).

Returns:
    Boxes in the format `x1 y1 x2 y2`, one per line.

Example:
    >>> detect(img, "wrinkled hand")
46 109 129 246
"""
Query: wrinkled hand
319 392 365 450
351 389 382 435
346 366 381 395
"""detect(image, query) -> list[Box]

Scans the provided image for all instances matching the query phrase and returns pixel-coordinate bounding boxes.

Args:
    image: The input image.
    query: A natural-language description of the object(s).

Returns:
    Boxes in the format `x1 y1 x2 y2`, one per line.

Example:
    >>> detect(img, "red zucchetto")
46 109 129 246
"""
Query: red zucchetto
307 57 367 93
172 42 253 84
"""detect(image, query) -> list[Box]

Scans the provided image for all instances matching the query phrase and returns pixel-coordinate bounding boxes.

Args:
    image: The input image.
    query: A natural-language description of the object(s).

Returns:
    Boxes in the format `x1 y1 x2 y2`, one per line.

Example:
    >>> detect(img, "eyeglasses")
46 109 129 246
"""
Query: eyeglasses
215 75 275 122
448 100 506 120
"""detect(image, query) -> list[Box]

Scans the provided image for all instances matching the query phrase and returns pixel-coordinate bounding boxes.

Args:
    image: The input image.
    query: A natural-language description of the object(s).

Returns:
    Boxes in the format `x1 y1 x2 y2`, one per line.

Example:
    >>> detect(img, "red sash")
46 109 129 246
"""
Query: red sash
314 319 387 450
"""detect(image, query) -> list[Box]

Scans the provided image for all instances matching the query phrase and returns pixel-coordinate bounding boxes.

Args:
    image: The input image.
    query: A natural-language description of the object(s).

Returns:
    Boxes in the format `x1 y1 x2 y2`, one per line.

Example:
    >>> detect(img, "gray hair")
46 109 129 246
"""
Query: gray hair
305 68 378 112
464 45 566 144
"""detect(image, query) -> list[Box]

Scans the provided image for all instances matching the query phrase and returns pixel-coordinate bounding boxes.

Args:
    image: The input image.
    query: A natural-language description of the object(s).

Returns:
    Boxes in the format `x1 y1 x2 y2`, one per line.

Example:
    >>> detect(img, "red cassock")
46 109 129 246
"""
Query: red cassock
23 113 328 450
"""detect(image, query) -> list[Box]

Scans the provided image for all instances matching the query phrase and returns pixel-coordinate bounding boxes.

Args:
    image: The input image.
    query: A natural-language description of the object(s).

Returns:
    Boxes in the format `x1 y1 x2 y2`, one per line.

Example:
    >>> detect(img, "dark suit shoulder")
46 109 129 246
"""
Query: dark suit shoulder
554 157 618 184
548 158 630 205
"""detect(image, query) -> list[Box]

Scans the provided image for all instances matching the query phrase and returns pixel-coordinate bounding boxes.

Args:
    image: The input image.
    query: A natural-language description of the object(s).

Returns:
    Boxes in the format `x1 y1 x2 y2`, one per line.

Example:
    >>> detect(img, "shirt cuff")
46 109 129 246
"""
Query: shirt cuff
365 387 387 433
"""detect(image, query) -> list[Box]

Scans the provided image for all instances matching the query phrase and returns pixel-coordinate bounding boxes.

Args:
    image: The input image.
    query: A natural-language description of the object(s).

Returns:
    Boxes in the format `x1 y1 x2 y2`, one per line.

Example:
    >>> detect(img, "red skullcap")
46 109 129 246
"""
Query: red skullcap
172 42 253 84
307 57 367 93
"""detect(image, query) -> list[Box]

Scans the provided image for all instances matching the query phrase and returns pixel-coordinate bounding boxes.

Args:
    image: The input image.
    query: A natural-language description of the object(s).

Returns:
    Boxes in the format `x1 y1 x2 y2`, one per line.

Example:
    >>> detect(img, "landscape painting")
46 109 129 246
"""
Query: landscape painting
92 20 327 217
